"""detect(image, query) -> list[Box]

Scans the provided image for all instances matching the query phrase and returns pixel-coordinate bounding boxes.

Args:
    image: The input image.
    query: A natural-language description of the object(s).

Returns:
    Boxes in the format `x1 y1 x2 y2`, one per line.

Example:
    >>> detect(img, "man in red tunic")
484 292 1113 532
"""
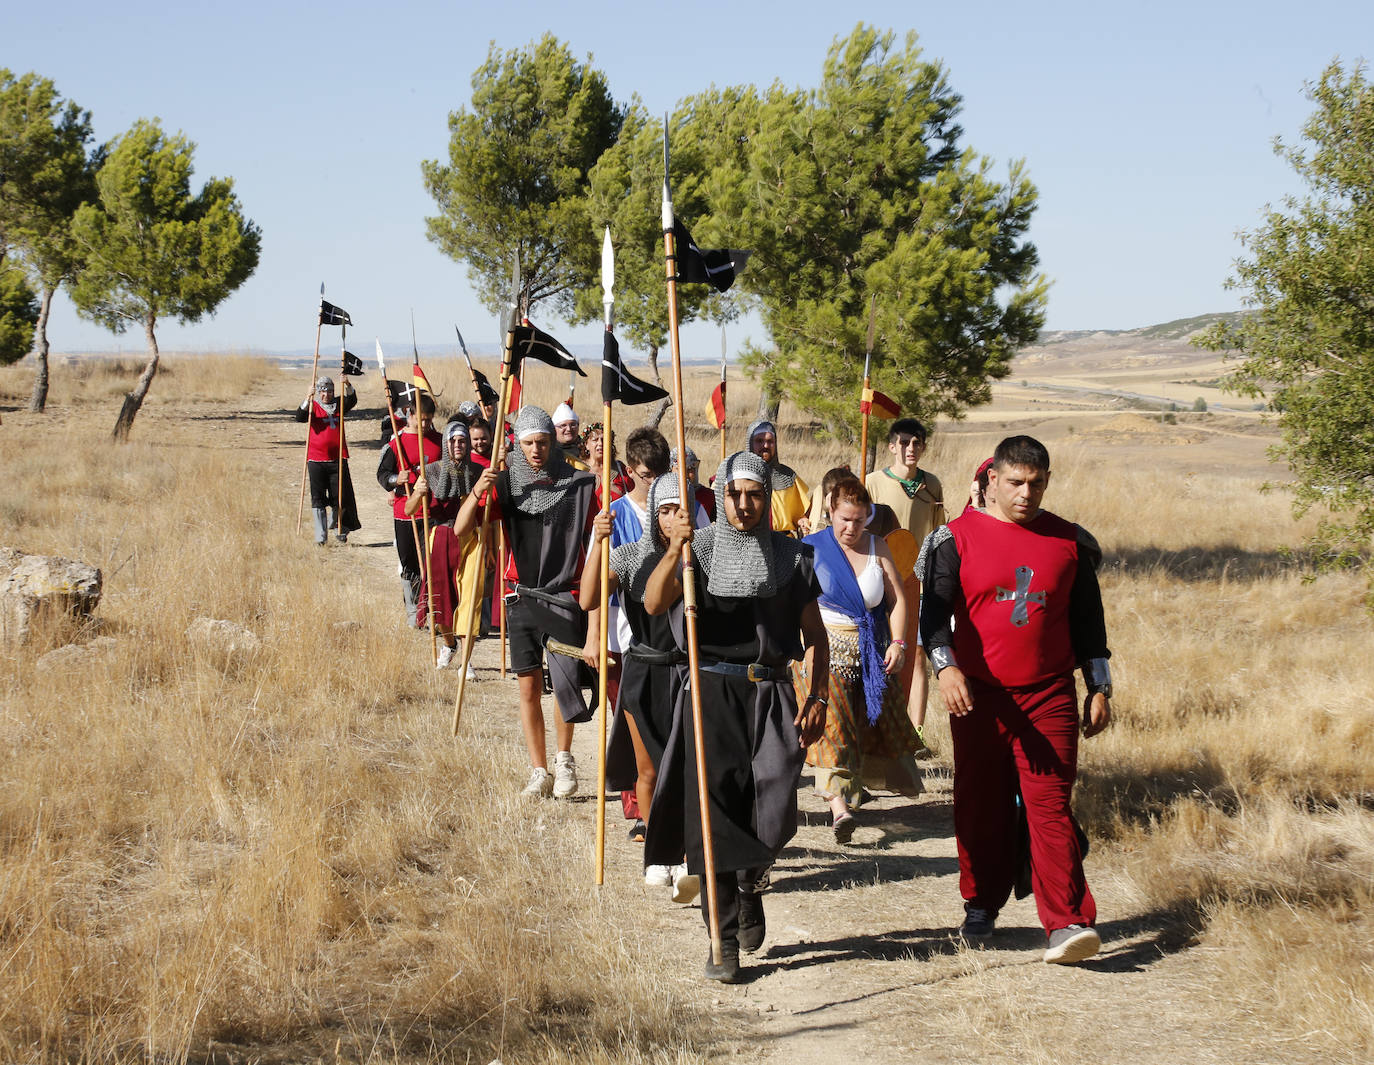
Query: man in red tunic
377 391 442 627
920 435 1112 965
295 377 360 544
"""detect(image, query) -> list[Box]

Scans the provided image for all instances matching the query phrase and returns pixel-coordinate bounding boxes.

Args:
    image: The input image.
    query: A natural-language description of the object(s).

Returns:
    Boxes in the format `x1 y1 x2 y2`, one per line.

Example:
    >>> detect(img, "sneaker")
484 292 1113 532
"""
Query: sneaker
521 767 553 800
1044 924 1101 964
644 864 673 887
671 865 700 904
703 939 741 984
738 891 766 954
463 664 477 681
960 905 997 941
435 644 455 670
552 751 578 799
337 533 348 543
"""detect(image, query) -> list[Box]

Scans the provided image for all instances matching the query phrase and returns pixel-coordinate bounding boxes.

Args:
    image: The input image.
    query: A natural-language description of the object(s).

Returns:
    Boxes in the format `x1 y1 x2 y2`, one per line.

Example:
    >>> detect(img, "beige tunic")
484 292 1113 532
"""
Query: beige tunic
864 467 945 542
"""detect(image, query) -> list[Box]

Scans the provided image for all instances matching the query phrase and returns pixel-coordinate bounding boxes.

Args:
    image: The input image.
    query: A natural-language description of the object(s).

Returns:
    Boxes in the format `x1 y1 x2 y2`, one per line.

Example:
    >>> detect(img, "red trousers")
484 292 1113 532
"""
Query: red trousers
950 674 1096 932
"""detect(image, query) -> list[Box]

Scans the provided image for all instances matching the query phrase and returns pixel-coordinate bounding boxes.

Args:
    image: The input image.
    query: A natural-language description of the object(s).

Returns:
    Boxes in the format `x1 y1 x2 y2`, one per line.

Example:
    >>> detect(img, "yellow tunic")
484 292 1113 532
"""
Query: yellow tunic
770 475 811 536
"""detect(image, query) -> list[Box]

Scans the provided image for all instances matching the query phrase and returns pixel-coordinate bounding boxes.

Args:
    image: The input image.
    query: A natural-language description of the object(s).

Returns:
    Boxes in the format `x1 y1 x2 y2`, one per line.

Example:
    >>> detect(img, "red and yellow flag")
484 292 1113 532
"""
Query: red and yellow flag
705 381 727 429
413 362 434 395
861 387 900 419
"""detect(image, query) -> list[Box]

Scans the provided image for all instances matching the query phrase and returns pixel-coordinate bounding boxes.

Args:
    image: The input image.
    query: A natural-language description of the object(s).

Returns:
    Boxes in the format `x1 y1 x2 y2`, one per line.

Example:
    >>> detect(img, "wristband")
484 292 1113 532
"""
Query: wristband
806 694 828 708
929 645 957 674
891 639 906 648
1082 657 1113 699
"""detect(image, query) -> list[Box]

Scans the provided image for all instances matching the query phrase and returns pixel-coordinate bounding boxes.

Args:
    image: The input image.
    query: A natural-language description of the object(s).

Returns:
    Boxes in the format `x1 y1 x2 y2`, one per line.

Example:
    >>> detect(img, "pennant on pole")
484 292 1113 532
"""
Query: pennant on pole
601 332 669 406
343 351 364 376
413 361 434 396
672 219 750 293
512 322 586 376
860 387 901 419
470 366 501 407
319 299 352 326
704 381 726 428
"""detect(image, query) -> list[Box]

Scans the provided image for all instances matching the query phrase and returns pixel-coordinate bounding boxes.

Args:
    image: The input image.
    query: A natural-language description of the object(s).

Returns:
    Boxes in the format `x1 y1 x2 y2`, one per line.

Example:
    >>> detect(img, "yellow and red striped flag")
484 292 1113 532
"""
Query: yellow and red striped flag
704 381 727 429
861 387 900 419
413 361 434 396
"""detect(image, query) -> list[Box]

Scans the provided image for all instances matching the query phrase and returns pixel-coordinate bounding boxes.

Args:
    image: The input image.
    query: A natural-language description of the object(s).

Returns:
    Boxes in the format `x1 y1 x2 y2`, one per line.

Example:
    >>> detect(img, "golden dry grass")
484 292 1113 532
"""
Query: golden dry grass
2 354 1372 1062
0 353 277 408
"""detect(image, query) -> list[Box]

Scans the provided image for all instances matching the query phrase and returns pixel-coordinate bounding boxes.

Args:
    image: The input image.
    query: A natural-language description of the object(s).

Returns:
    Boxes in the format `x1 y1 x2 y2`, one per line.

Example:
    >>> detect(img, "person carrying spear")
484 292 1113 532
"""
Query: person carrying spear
377 383 441 629
295 374 361 545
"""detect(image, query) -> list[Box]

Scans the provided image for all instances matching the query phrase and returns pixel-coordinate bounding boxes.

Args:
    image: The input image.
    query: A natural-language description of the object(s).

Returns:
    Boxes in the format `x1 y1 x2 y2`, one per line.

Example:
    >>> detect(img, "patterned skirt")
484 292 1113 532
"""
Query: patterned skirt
794 622 923 806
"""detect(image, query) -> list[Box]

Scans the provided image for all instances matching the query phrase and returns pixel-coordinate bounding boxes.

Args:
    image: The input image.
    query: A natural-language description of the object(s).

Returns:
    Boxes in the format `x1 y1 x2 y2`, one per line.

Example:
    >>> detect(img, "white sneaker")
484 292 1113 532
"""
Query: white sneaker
521 767 553 800
644 864 673 887
671 864 701 904
464 664 477 680
435 644 455 670
552 751 578 799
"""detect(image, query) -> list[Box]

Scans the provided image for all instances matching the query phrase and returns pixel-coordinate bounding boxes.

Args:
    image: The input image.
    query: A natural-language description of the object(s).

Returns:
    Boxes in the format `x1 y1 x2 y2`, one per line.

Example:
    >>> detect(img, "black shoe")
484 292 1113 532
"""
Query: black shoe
627 819 646 843
738 891 766 954
703 938 741 983
960 905 997 941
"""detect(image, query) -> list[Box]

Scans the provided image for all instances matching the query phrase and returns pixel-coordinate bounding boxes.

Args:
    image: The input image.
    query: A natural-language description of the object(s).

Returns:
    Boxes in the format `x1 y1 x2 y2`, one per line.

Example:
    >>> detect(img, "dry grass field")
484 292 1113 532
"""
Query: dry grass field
1 348 1371 1064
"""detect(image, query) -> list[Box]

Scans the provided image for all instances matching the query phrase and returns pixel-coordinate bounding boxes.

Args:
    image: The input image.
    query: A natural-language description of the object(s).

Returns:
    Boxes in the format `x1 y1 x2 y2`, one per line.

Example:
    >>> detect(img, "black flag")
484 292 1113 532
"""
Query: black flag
601 332 669 406
512 322 586 376
319 299 352 326
470 367 500 406
386 378 417 411
673 219 750 293
342 351 364 376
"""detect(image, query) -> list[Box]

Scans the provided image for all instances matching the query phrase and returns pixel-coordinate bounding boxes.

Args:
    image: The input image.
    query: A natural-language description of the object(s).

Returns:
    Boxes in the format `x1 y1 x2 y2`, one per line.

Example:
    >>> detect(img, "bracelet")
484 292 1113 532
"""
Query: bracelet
806 694 828 708
891 639 906 648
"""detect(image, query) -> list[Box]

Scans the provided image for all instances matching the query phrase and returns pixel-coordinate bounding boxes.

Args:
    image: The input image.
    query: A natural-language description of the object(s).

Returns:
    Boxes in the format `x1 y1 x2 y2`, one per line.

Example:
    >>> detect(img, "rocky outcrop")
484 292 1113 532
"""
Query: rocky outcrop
1 547 103 645
185 617 261 657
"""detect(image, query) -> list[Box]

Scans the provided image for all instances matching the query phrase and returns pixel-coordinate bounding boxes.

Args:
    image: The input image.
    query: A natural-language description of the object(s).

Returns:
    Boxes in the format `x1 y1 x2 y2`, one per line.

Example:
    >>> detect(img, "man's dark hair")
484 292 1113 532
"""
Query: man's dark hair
625 427 670 476
888 417 927 444
404 392 436 416
469 417 492 434
993 435 1050 473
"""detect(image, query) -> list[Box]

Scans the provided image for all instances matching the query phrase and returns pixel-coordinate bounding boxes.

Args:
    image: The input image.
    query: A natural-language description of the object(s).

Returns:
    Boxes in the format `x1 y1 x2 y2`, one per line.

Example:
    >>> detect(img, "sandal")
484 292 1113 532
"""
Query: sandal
627 819 646 843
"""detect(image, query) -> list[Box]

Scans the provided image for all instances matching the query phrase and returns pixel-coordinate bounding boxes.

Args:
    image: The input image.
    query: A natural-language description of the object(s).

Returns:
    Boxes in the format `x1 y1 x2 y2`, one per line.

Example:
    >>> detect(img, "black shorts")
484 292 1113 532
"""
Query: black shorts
507 594 594 723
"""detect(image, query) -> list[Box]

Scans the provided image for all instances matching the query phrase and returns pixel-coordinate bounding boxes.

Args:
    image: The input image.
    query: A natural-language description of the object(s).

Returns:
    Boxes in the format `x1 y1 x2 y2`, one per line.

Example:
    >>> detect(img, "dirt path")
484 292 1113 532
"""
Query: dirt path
226 371 1331 1065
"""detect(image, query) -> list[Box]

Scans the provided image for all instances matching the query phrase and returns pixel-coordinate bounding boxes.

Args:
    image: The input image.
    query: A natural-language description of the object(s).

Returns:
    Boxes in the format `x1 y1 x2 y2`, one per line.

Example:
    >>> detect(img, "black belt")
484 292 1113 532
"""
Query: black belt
625 646 687 666
698 660 783 682
512 584 576 610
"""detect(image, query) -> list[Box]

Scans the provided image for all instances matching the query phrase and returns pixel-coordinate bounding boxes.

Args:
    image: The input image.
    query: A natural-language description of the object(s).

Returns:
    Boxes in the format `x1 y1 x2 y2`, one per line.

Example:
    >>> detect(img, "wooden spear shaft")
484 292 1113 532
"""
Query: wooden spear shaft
452 319 519 736
664 199 723 966
594 389 612 886
858 296 877 477
336 326 348 535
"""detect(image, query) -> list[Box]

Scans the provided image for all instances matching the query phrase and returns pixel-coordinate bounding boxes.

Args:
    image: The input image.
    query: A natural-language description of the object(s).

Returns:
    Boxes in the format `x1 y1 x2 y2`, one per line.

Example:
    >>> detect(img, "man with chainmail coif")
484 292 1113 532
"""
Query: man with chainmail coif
745 418 811 536
408 420 484 673
295 376 361 544
642 450 829 984
458 406 598 800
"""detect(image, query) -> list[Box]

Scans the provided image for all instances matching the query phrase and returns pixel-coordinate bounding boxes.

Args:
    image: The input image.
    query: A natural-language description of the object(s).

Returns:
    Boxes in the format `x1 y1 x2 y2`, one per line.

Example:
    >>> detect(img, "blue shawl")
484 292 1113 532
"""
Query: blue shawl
804 527 889 724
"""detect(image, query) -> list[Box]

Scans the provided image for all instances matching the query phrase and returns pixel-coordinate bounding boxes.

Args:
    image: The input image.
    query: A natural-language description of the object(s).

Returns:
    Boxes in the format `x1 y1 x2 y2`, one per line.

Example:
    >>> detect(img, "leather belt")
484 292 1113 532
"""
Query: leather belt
624 646 687 666
698 660 782 682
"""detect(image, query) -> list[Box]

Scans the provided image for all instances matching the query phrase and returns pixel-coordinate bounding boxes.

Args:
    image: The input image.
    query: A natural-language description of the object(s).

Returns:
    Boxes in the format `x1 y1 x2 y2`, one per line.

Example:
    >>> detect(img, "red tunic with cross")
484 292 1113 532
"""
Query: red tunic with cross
947 508 1080 687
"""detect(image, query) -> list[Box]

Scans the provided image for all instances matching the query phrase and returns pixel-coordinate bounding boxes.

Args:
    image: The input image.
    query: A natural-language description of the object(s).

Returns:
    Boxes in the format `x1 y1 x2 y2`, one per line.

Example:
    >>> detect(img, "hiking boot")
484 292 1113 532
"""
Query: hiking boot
1044 924 1101 964
435 644 455 670
670 865 700 904
738 891 766 954
552 751 578 799
703 938 741 983
644 864 673 887
521 767 553 800
960 905 997 941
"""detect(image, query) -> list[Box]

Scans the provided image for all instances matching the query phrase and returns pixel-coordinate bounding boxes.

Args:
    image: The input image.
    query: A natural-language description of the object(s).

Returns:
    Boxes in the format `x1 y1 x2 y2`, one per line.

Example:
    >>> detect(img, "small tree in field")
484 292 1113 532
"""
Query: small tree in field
70 119 260 440
0 69 100 409
1198 60 1374 599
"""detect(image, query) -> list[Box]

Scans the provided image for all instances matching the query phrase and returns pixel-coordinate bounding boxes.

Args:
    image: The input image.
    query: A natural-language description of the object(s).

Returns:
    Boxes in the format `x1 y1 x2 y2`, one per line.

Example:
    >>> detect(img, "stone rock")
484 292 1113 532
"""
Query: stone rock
186 617 261 657
35 636 118 673
1 546 103 646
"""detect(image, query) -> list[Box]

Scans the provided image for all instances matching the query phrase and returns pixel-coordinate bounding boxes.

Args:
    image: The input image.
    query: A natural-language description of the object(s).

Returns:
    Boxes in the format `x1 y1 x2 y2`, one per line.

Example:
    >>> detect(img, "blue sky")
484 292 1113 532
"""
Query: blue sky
4 0 1370 359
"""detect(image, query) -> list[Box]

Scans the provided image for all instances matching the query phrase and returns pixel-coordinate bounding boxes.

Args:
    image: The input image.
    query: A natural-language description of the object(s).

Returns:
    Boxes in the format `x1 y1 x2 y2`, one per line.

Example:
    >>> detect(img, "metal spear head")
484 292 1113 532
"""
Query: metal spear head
660 114 674 230
374 338 387 374
506 255 521 335
601 227 615 310
865 294 878 355
720 326 727 378
454 325 471 361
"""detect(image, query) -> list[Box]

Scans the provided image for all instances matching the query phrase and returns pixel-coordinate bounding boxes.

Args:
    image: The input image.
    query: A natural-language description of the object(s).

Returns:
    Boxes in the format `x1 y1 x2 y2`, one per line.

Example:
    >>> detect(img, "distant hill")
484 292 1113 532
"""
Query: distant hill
1036 310 1251 346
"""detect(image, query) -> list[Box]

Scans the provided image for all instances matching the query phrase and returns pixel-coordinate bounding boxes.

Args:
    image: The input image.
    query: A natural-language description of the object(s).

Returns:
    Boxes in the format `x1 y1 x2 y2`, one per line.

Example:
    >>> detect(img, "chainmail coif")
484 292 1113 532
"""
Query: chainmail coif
506 406 581 526
692 451 803 599
609 474 682 603
746 417 799 491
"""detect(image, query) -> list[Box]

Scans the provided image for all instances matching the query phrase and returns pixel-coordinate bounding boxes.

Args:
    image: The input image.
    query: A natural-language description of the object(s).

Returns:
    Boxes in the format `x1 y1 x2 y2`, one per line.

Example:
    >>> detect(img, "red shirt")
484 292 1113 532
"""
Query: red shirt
305 399 348 461
948 508 1080 687
388 430 442 520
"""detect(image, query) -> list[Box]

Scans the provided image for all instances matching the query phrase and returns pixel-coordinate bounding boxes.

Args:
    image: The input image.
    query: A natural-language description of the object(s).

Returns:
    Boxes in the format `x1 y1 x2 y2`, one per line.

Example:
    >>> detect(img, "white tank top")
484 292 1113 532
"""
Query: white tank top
820 541 885 626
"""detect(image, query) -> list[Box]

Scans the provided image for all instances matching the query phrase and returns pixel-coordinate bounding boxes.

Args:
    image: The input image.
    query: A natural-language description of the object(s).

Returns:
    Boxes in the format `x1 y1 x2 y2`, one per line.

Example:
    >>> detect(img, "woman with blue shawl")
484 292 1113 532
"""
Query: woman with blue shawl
798 475 924 842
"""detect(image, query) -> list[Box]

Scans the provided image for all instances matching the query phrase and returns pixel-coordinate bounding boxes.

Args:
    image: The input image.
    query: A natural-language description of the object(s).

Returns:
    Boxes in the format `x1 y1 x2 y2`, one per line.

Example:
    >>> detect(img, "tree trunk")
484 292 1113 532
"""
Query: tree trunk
645 342 672 429
757 392 780 423
112 314 160 442
27 286 54 413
